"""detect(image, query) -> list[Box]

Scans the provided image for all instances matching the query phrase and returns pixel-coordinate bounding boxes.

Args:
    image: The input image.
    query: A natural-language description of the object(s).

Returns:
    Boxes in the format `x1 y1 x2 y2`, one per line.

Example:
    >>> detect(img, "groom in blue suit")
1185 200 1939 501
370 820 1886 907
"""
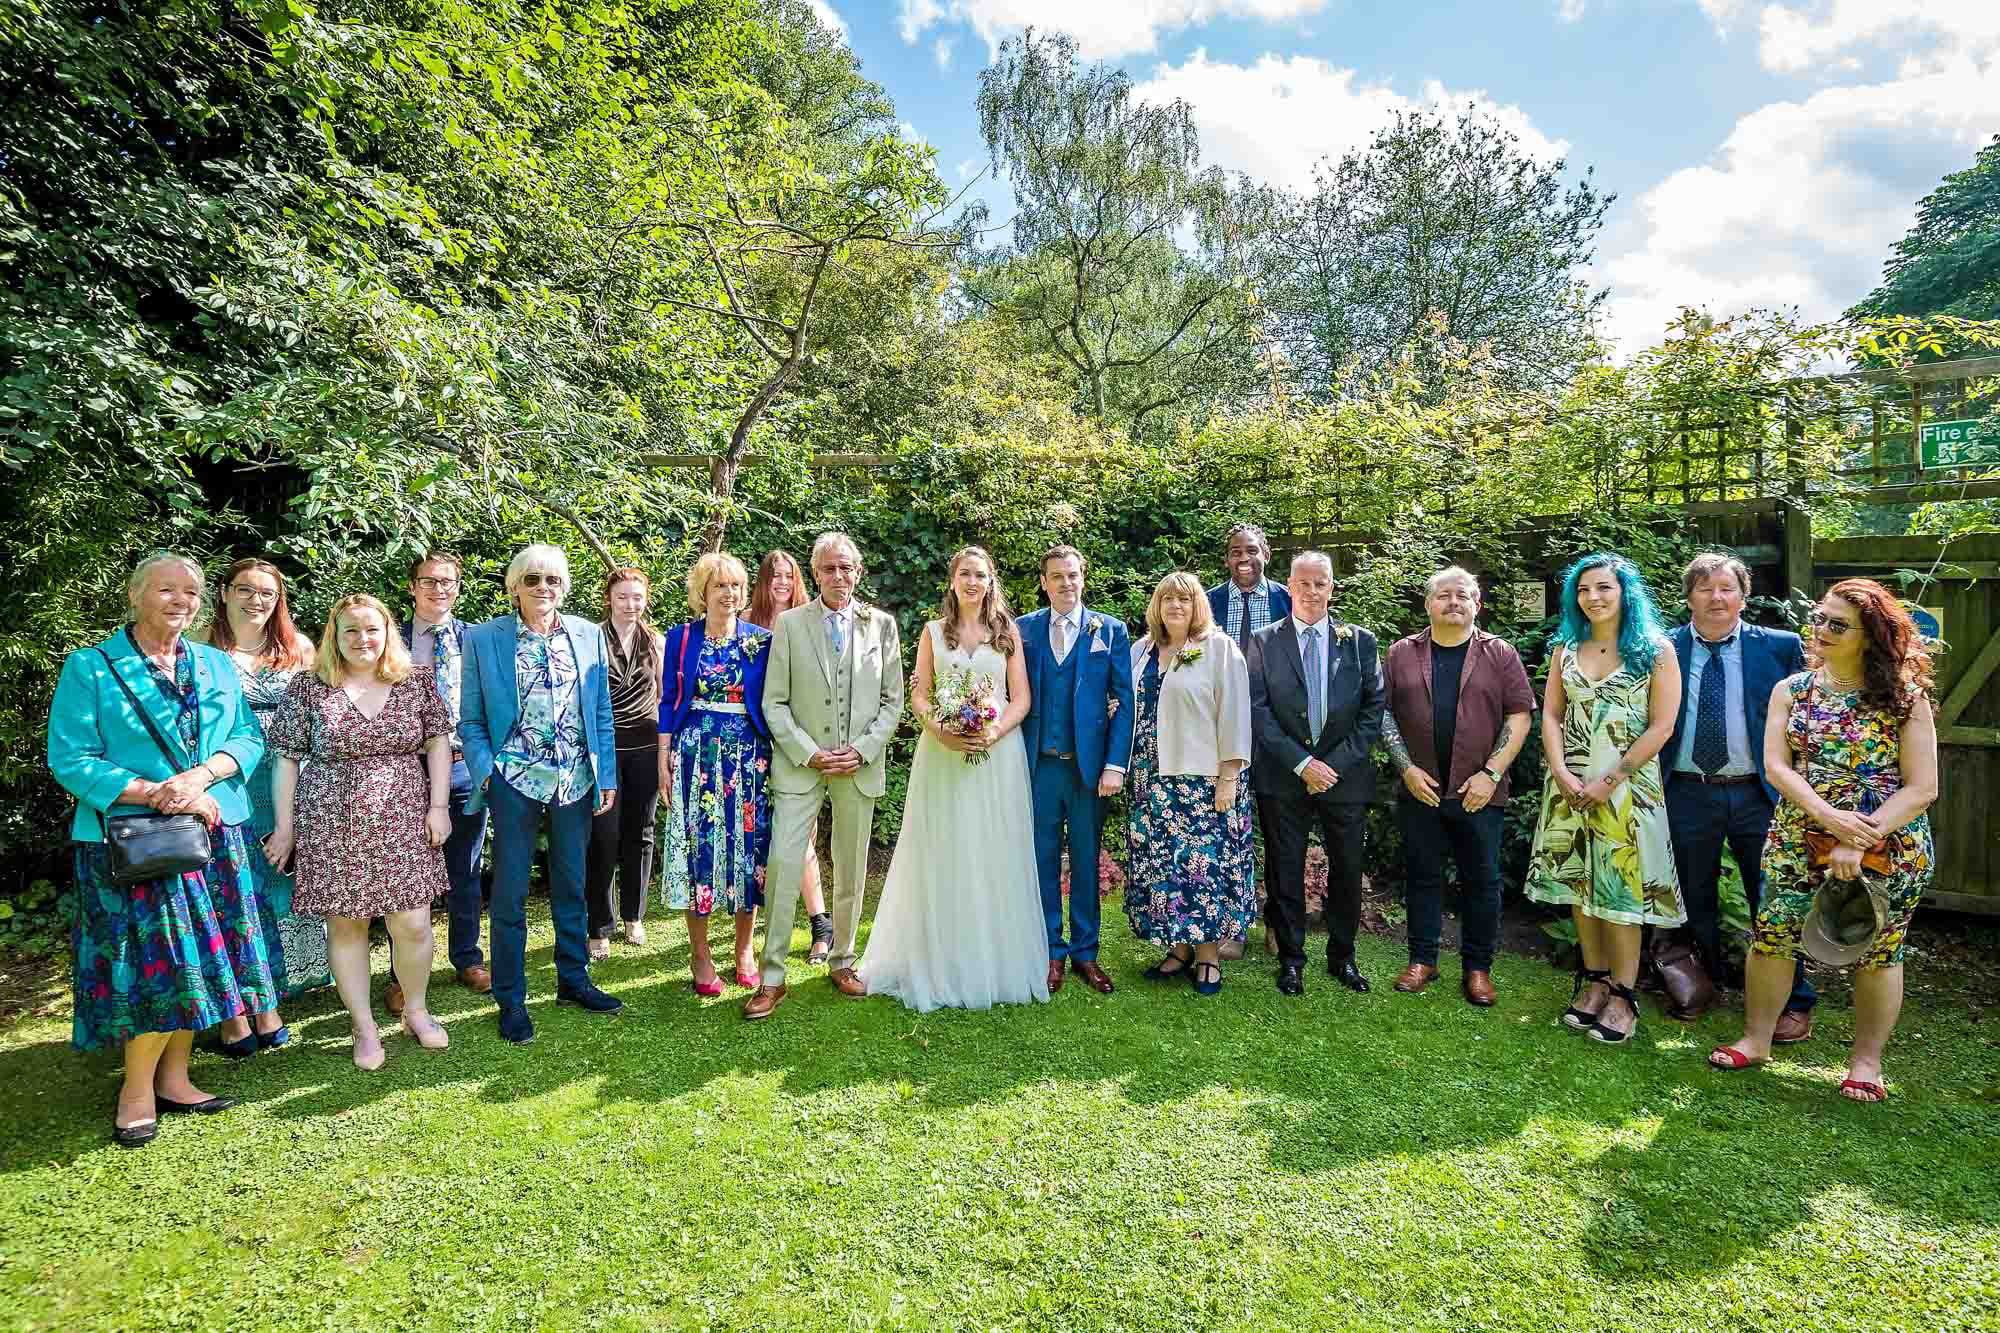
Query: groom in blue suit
1019 545 1135 995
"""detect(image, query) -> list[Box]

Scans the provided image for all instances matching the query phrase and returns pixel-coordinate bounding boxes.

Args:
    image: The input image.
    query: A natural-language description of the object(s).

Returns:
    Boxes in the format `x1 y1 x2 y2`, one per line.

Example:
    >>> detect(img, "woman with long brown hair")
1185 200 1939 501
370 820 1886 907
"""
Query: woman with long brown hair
203 558 327 1055
746 550 832 964
1709 579 1939 1101
585 566 666 957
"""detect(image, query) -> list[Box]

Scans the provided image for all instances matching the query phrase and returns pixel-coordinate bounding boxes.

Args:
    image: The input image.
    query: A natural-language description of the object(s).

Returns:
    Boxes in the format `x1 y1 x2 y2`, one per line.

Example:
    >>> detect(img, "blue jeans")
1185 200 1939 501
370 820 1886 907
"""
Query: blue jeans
486 774 594 1009
1666 775 1816 1012
1396 796 1504 970
1032 757 1104 962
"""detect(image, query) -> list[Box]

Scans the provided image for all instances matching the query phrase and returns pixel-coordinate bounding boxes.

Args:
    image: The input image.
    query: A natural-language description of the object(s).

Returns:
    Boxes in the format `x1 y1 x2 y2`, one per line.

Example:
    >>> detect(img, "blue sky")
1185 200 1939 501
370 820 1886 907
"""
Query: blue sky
805 1 2000 355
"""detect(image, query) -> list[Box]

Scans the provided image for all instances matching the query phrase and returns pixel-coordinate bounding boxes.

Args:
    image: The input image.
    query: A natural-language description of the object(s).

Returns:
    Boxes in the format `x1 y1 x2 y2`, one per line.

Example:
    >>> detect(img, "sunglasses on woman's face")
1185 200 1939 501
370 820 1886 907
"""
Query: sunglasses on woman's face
1808 610 1855 636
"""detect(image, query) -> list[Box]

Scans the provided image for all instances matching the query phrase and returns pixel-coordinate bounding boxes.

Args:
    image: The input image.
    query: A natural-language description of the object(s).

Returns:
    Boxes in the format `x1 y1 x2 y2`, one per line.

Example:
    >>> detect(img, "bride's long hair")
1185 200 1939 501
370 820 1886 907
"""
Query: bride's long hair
936 546 1017 656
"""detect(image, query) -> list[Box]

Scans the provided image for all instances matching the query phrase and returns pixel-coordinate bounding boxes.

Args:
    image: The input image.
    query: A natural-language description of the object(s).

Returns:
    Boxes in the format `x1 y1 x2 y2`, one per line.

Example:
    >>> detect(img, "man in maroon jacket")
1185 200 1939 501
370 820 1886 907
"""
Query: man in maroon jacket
1382 567 1536 1006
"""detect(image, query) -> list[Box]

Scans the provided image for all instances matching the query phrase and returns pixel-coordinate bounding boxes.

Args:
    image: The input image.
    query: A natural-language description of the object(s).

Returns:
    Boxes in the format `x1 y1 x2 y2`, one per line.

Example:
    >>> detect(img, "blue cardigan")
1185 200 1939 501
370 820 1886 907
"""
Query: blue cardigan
47 628 266 842
658 620 773 742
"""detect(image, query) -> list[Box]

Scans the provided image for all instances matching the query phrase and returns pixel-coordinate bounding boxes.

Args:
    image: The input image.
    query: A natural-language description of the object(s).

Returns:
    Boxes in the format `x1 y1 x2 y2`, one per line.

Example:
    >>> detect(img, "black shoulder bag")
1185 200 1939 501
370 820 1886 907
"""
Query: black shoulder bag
93 646 214 886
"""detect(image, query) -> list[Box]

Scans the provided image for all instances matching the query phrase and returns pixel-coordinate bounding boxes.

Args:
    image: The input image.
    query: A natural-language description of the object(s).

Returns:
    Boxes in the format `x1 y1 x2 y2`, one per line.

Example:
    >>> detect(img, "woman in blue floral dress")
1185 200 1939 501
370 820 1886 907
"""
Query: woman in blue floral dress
659 553 774 996
205 557 330 1056
1123 573 1257 995
48 553 284 1146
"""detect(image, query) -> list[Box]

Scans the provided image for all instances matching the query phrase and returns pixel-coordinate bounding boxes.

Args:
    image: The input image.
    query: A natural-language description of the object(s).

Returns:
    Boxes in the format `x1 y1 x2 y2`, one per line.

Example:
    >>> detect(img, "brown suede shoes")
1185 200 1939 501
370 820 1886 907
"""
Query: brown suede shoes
1462 970 1496 1007
829 967 866 998
743 985 787 1020
1772 1009 1814 1045
385 981 406 1016
458 965 493 994
1393 963 1439 993
1071 959 1114 994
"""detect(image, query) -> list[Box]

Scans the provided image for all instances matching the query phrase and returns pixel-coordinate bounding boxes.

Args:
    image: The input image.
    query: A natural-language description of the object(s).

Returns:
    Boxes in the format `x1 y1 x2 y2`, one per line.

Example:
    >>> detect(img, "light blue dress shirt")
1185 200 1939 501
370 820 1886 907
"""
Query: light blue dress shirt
1674 628 1754 777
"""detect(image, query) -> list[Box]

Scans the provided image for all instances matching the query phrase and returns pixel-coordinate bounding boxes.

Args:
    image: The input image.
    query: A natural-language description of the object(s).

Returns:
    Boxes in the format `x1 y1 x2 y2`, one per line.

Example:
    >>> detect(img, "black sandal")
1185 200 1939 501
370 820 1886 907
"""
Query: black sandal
1589 983 1641 1045
806 913 834 966
1144 947 1193 981
1191 961 1222 997
1561 968 1611 1031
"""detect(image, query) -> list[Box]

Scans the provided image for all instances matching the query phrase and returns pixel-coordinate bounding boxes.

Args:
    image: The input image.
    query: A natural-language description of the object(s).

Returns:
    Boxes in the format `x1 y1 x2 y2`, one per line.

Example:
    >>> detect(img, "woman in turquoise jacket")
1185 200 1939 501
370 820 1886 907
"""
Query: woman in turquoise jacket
46 552 284 1148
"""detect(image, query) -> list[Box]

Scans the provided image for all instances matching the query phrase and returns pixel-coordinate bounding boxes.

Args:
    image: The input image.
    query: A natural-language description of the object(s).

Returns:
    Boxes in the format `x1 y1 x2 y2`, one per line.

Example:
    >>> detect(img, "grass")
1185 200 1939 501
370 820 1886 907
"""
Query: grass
2 889 1998 1333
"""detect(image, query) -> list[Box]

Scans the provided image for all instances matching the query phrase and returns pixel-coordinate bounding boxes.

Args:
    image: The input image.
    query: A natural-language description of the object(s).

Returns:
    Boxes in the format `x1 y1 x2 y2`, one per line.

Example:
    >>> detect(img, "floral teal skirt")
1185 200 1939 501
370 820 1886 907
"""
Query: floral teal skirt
70 824 284 1052
1122 710 1258 946
249 772 331 997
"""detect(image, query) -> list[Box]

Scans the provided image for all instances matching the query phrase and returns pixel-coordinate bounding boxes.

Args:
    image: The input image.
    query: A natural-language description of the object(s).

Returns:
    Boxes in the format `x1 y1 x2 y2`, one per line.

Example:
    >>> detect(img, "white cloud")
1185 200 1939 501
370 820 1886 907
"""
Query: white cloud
1599 52 2000 353
1688 1 2000 73
898 120 930 147
956 157 979 180
896 1 1331 60
935 37 955 70
806 0 848 38
1557 0 1589 21
1131 51 1569 195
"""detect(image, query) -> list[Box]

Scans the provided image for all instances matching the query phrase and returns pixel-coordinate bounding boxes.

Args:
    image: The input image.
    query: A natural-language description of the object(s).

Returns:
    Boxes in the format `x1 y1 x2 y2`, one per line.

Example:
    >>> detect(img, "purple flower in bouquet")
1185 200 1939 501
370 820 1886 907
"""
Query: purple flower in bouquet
932 664 1000 765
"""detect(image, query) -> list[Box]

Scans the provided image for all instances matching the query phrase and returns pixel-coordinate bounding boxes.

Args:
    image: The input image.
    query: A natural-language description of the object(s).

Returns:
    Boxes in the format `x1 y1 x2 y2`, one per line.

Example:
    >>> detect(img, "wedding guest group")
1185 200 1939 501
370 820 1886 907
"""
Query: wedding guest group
47 534 1949 1146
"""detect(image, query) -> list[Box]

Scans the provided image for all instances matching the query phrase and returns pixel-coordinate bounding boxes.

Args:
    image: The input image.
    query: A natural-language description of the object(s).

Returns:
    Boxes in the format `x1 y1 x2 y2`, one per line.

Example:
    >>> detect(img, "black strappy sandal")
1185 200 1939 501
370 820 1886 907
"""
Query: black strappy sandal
1589 983 1641 1045
1561 967 1611 1031
806 913 834 966
1145 946 1193 981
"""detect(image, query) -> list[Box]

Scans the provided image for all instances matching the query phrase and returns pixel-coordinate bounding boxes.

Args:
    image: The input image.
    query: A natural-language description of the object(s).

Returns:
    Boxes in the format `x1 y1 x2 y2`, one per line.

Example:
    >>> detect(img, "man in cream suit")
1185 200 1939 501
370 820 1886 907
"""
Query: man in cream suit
746 532 905 1020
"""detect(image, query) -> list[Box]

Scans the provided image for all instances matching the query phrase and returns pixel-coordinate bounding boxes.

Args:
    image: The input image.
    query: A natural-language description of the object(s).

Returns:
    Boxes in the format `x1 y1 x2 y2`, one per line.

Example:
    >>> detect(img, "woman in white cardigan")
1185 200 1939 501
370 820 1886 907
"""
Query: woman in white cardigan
1121 573 1257 995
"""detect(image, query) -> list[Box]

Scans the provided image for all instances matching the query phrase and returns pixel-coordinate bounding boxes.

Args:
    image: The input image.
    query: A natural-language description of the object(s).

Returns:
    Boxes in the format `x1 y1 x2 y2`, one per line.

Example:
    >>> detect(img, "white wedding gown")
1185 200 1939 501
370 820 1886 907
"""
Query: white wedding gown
858 623 1050 1013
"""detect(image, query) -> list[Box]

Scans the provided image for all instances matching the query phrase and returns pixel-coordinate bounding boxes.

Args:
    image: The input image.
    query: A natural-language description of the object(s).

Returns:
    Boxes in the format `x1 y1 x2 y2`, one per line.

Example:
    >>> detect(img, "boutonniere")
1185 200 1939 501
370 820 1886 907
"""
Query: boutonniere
1087 617 1104 644
1334 623 1355 642
743 634 768 657
1174 645 1203 670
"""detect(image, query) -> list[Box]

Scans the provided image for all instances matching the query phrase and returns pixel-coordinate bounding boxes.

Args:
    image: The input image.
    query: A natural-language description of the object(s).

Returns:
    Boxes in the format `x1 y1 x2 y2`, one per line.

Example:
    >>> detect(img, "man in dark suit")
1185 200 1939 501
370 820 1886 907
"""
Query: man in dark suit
1248 550 1385 996
1018 545 1135 994
1663 552 1816 1037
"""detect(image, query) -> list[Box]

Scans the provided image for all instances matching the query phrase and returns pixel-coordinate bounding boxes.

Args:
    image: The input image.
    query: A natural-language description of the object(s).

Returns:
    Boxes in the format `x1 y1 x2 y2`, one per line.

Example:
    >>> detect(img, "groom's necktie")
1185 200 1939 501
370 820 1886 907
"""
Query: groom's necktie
1053 614 1070 663
1302 625 1325 740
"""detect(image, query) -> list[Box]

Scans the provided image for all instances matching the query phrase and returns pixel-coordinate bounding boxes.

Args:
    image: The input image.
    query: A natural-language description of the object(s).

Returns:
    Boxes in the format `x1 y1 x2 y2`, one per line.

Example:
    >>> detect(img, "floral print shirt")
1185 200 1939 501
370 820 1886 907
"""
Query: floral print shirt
494 624 593 805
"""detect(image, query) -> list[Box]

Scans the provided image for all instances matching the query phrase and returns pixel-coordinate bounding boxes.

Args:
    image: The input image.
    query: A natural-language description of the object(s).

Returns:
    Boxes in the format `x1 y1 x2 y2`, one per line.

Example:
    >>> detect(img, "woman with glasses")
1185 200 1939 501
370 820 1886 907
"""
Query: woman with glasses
1709 580 1939 1101
201 558 329 1055
458 545 623 1045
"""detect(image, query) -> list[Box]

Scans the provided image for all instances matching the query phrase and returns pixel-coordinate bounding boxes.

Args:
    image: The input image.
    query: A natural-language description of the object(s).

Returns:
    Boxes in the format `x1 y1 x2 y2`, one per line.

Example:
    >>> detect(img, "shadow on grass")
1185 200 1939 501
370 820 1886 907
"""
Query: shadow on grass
4 909 1997 1280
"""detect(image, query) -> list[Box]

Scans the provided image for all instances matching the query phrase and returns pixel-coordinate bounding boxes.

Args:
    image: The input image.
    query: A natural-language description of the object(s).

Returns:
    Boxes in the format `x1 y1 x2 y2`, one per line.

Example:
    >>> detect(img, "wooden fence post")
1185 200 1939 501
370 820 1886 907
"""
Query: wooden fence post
1782 499 1814 602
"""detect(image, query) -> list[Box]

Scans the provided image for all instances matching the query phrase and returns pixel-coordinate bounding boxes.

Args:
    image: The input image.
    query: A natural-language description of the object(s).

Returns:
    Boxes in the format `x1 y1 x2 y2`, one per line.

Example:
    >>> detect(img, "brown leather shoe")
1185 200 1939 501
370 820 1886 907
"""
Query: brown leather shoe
1772 1009 1814 1045
1047 959 1066 993
1393 963 1439 994
1462 969 1496 1007
385 980 406 1016
743 985 787 1021
828 966 866 998
457 965 492 994
1071 959 1114 994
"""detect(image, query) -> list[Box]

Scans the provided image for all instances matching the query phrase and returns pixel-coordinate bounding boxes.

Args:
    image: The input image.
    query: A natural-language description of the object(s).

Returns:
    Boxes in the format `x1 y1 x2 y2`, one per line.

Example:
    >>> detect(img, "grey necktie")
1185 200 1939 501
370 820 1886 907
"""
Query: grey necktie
826 611 846 660
1302 625 1325 739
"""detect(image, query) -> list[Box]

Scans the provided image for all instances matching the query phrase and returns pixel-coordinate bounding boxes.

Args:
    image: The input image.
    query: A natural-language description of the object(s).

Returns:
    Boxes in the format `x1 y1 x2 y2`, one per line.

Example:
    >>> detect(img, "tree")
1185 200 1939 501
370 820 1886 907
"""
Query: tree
1849 133 2000 328
1260 104 1611 399
968 28 1265 437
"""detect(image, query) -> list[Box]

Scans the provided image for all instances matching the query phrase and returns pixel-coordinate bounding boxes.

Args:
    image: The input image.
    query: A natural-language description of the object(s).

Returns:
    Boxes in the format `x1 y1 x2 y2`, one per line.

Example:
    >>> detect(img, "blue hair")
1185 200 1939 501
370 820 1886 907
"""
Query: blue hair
1551 552 1668 675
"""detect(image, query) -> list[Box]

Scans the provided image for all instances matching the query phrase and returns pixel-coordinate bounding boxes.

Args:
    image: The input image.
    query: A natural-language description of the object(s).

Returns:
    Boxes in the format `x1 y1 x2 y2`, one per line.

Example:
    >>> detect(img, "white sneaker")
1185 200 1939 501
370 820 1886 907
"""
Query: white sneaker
587 937 610 962
624 921 647 947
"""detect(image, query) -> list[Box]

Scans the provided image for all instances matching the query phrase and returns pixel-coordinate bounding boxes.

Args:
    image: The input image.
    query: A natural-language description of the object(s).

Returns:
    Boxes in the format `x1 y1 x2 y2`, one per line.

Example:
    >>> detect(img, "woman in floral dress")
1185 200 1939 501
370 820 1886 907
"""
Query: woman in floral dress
205 557 330 1056
1525 553 1684 1045
1123 572 1256 996
264 594 454 1071
658 553 773 996
1710 580 1938 1102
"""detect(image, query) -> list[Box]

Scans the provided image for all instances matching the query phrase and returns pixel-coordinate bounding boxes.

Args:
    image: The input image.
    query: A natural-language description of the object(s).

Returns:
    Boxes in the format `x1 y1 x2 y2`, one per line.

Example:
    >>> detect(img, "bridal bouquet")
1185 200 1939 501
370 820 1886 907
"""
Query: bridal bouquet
932 665 1000 766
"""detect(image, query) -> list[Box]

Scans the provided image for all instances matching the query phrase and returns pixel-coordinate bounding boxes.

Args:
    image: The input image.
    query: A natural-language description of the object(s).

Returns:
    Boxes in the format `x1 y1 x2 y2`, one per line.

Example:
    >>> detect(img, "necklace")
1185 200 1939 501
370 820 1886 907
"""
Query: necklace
1820 665 1863 691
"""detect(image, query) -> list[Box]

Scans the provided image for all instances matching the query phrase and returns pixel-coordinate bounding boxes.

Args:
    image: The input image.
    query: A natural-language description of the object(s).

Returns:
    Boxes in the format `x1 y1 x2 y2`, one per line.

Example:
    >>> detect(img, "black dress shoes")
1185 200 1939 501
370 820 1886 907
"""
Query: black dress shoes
157 1094 237 1116
557 983 625 1014
497 1004 536 1045
1330 959 1371 993
113 1118 158 1149
1276 963 1305 996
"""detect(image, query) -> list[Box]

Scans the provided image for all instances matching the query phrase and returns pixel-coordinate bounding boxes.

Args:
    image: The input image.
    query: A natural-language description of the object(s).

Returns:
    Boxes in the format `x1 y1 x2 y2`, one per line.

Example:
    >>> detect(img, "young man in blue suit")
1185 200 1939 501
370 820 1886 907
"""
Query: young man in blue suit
1019 546 1135 994
1662 552 1816 1037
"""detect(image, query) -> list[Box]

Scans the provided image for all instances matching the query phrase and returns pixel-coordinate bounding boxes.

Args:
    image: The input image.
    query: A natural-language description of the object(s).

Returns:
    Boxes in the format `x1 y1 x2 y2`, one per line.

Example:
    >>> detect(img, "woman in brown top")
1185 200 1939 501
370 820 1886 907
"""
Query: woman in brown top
746 550 833 964
586 567 666 957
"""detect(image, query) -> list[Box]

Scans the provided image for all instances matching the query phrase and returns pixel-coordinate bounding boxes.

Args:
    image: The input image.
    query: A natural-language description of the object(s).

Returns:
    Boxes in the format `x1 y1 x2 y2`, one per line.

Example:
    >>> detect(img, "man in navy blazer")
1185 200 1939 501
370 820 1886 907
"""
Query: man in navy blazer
1206 522 1291 954
1662 553 1816 1035
458 545 621 1044
1018 545 1135 994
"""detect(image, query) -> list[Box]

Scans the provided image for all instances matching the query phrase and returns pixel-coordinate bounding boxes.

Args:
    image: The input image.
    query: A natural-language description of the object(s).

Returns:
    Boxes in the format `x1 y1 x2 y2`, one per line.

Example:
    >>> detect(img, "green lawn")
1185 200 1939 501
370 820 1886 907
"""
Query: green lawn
2 894 1997 1333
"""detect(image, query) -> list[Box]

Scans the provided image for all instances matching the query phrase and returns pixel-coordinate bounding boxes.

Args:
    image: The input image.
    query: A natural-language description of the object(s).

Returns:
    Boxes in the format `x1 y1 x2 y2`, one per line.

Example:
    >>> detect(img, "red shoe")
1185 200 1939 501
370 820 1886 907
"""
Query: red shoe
692 977 724 998
734 970 759 989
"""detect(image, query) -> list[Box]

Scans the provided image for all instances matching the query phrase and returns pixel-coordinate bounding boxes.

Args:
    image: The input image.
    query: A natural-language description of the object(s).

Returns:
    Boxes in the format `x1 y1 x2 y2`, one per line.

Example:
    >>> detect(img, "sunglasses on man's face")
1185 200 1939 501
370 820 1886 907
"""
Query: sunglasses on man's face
520 573 563 589
1808 610 1855 636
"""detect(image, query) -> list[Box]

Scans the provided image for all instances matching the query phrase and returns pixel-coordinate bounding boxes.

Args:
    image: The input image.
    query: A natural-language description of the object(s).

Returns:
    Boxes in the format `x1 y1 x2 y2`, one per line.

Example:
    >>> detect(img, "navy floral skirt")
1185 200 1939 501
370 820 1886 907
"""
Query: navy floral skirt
1122 710 1258 947
71 823 285 1052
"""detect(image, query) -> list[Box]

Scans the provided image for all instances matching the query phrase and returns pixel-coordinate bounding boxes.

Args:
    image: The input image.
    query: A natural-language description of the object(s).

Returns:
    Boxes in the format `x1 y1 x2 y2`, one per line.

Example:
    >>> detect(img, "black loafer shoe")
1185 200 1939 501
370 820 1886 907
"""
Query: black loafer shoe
1330 960 1371 992
113 1119 159 1149
556 984 624 1014
1276 964 1305 996
256 1025 291 1050
497 1004 536 1045
209 1031 258 1060
157 1095 237 1116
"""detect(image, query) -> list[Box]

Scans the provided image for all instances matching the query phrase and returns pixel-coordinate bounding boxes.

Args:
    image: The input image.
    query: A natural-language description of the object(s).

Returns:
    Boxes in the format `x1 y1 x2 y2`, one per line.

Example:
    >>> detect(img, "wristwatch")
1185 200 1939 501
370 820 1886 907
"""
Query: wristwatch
1481 766 1504 783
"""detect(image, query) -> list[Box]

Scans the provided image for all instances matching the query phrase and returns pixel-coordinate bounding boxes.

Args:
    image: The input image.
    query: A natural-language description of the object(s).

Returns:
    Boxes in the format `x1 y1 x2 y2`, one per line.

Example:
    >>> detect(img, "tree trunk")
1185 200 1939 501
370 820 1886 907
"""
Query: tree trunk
701 354 804 552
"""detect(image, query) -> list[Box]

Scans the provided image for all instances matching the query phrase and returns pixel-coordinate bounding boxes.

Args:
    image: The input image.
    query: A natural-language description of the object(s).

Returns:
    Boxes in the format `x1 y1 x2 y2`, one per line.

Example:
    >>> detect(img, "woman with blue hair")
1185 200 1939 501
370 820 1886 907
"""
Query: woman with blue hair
1525 553 1686 1044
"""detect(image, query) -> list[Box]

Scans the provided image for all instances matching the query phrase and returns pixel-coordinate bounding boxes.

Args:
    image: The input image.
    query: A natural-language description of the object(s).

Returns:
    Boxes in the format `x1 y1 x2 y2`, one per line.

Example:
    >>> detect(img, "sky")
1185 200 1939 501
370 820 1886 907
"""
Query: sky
803 0 2000 357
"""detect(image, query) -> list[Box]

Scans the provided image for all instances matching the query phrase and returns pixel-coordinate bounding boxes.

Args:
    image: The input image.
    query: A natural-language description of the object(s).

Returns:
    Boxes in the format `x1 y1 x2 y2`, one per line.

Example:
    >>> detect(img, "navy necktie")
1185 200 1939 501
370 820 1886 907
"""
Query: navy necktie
1692 639 1729 774
1238 590 1253 655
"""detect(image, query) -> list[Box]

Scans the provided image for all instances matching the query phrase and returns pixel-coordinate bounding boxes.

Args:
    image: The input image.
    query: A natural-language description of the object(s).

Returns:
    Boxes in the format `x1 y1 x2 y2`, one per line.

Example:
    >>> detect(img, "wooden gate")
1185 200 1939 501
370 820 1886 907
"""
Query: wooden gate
1812 533 2000 914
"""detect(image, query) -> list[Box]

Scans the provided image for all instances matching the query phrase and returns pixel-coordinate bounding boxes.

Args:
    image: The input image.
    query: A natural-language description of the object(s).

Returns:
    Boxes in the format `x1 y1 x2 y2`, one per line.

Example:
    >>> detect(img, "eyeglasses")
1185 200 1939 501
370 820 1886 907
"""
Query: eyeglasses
228 586 279 604
413 576 459 592
1808 610 1855 636
817 562 860 578
520 573 564 588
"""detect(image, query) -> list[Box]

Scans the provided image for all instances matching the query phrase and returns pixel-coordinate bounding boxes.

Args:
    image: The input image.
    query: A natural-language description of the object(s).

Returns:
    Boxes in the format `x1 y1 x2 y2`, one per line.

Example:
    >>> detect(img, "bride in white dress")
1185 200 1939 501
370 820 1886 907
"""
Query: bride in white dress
859 547 1050 1012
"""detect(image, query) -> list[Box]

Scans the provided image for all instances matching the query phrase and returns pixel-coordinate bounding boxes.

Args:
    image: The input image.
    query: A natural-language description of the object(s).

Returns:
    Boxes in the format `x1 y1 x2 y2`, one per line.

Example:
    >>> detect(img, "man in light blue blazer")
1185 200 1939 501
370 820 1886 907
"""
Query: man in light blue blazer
1018 545 1135 994
458 545 620 1044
